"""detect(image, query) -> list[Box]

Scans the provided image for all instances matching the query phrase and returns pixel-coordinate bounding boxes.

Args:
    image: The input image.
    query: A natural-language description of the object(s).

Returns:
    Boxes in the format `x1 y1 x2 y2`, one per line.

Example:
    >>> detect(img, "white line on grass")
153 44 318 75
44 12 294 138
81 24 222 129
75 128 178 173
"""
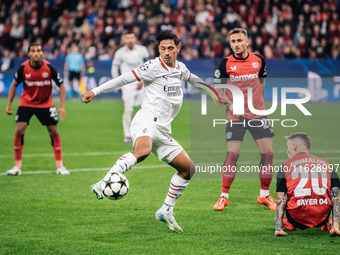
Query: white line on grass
1 149 340 159
0 164 170 176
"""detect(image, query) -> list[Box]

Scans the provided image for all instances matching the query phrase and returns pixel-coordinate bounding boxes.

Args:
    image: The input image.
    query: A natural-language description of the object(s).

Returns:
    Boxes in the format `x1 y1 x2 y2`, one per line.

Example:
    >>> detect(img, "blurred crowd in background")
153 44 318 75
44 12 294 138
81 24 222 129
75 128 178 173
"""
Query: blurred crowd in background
1 0 340 71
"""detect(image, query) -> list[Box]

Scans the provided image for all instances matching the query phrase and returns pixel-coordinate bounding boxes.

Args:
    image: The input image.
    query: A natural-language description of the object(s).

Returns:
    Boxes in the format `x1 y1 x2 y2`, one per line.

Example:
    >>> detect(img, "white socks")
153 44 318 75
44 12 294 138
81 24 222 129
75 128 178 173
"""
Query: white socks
105 152 137 179
161 173 189 214
260 189 269 198
221 193 229 199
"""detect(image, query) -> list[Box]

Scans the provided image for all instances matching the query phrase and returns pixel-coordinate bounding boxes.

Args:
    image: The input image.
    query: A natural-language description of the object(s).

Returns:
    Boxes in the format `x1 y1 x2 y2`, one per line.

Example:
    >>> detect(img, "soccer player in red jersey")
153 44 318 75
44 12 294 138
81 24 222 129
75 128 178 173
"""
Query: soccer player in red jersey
275 133 340 237
213 28 275 211
5 43 69 175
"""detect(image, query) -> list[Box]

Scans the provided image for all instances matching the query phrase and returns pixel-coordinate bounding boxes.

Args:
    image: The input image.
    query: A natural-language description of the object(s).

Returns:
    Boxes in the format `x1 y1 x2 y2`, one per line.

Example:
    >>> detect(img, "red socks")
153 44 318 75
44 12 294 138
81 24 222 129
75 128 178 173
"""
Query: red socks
222 151 239 193
14 133 24 169
259 151 274 190
51 134 63 168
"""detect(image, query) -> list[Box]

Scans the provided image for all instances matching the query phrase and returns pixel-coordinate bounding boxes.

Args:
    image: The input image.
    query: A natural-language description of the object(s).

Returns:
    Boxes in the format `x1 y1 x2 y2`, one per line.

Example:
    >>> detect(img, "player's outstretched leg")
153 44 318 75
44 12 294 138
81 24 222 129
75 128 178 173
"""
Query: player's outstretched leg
91 137 151 200
214 151 238 211
91 152 137 200
155 151 193 232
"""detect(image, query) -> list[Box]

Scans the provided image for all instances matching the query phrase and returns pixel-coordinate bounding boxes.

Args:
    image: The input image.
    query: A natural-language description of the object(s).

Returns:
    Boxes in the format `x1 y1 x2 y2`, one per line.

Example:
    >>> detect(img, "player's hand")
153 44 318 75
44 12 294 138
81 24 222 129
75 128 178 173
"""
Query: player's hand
58 107 66 120
330 227 340 237
219 96 231 108
5 104 13 115
137 81 143 90
82 91 95 103
235 113 249 120
274 230 287 237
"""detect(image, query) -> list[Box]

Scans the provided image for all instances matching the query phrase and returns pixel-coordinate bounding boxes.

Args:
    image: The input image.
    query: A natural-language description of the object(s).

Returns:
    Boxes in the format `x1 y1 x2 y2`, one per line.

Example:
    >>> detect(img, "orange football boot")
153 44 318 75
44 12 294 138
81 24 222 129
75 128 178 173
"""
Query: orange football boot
257 195 276 210
214 197 229 211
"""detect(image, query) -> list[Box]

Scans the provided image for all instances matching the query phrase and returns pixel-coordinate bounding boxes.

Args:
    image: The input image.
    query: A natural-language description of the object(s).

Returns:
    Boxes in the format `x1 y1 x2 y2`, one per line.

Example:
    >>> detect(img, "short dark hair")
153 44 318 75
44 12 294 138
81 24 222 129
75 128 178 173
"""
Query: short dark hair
124 31 135 36
285 132 312 150
28 42 42 52
229 28 248 38
156 30 180 46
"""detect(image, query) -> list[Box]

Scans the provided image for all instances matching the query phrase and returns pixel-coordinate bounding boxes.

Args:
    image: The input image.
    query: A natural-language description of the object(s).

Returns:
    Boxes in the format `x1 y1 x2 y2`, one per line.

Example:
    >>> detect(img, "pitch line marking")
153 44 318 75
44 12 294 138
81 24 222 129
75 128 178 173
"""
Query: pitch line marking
1 149 340 159
0 164 170 176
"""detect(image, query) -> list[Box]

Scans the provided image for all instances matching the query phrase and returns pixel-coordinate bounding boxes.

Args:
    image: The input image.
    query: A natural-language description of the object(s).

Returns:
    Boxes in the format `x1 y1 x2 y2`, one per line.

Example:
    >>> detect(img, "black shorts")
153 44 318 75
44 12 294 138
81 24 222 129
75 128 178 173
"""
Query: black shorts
16 106 58 126
286 210 330 230
226 117 274 142
69 71 81 81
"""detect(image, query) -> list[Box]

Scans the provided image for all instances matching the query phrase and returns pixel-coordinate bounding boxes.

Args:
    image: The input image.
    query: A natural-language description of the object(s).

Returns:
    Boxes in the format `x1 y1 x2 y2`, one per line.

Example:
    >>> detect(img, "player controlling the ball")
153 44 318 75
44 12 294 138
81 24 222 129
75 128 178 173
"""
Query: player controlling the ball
82 30 207 233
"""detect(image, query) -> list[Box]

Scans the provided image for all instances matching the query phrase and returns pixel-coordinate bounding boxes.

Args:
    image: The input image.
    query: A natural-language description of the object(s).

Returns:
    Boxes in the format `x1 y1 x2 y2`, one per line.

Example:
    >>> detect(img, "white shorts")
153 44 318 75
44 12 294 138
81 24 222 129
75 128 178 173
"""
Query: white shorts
122 82 144 107
130 110 183 164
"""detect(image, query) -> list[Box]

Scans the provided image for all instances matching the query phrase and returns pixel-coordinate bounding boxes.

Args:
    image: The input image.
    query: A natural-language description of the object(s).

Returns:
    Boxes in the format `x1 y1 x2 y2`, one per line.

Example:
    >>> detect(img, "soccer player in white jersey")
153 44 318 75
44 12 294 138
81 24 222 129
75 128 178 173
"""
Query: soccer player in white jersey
82 31 205 233
112 32 149 143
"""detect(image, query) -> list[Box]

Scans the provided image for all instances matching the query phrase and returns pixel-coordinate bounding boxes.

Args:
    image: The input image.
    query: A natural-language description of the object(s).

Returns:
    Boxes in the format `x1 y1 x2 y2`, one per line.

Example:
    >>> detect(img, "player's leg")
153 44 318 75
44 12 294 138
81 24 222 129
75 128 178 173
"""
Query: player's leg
153 133 192 233
35 106 69 175
67 72 74 99
121 84 136 143
214 122 246 211
91 136 152 199
248 117 275 209
7 122 27 175
7 106 32 175
46 124 69 175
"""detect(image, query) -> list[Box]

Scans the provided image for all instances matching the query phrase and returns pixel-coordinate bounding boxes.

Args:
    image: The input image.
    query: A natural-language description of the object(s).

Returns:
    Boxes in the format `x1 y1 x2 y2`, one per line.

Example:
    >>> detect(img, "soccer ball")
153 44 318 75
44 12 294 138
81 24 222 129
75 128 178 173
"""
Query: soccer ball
100 172 129 200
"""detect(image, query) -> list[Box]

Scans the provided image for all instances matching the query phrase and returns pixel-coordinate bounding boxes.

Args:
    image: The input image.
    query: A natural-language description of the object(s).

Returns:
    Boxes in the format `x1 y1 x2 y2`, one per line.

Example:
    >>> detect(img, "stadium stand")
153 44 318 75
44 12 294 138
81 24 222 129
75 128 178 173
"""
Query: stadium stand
0 0 339 66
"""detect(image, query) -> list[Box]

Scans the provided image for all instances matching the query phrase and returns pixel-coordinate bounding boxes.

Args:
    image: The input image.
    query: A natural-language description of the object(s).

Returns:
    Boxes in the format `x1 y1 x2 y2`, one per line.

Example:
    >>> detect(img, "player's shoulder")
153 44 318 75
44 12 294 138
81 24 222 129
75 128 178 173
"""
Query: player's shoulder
251 52 265 62
177 61 188 71
135 44 148 50
43 59 51 65
139 58 156 72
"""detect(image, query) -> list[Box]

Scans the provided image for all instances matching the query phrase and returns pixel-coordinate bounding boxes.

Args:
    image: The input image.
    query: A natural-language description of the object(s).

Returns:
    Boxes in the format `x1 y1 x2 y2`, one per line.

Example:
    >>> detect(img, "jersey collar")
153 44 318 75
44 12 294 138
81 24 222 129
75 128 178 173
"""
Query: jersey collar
159 57 179 71
232 52 249 60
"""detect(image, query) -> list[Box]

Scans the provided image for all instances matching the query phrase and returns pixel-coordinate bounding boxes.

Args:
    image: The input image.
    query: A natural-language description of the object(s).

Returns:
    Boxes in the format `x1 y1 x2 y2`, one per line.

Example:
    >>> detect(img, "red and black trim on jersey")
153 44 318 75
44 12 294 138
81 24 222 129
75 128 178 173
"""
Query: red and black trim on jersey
15 60 63 108
214 53 267 79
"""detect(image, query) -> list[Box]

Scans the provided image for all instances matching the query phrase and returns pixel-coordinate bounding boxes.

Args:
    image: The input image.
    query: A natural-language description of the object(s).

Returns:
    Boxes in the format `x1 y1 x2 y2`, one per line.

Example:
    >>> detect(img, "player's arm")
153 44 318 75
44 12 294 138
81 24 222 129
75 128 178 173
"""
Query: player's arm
214 58 232 107
274 191 288 237
260 78 265 96
82 71 137 103
275 164 288 236
256 54 267 96
49 64 66 120
6 79 19 115
6 65 24 115
330 187 340 237
330 168 340 237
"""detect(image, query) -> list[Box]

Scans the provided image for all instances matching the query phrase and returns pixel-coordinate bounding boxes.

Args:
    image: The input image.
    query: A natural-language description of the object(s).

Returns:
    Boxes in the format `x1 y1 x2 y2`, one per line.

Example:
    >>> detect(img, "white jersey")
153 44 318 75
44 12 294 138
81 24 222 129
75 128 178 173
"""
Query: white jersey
132 57 191 132
112 45 149 75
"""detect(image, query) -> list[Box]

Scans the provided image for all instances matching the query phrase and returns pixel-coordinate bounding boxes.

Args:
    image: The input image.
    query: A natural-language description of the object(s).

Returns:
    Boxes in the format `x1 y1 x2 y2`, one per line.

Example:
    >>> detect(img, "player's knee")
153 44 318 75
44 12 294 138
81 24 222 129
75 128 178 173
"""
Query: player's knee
15 129 25 135
133 147 151 162
47 127 58 136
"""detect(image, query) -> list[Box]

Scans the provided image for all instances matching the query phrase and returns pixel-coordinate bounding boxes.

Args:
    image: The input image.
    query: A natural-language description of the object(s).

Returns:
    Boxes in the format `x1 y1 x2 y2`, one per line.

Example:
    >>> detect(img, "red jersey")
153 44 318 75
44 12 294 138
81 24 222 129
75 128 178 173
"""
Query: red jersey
214 52 267 121
15 60 63 108
277 153 340 228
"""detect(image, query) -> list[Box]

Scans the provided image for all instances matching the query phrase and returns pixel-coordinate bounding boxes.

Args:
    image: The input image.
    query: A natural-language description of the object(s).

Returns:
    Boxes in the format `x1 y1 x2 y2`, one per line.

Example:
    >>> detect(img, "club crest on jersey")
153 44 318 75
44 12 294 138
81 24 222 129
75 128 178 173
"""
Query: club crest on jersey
230 66 237 71
42 72 49 78
252 62 259 68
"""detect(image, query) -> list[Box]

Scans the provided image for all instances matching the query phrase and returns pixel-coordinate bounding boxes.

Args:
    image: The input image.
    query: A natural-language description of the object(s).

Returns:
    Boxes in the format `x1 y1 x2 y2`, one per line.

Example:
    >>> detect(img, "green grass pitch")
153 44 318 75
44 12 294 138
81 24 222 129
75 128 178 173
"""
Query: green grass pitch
0 97 339 254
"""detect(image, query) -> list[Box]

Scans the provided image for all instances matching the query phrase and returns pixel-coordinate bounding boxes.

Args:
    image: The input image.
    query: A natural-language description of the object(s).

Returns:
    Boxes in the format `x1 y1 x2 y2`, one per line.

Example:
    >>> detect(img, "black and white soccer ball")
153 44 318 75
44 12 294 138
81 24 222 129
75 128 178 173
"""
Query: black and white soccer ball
100 172 129 200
